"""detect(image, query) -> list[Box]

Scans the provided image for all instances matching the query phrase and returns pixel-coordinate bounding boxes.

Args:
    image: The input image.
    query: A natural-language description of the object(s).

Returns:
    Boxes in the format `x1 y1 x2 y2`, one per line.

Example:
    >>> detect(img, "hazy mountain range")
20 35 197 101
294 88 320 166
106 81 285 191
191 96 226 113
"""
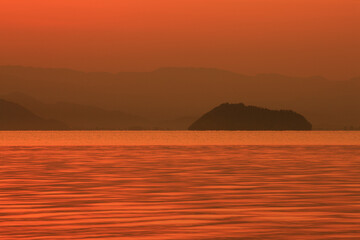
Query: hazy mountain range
1 93 151 130
0 99 67 130
1 65 360 130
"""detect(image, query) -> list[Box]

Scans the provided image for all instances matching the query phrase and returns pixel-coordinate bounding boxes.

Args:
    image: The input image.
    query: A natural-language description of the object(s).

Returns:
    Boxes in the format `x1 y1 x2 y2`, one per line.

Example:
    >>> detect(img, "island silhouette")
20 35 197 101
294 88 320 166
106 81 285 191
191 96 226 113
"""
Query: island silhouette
189 103 312 131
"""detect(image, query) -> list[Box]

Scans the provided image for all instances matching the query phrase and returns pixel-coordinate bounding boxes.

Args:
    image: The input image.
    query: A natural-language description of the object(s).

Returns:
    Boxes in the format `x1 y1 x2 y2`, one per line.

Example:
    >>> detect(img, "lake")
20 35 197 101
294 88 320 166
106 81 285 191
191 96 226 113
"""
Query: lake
1 131 360 239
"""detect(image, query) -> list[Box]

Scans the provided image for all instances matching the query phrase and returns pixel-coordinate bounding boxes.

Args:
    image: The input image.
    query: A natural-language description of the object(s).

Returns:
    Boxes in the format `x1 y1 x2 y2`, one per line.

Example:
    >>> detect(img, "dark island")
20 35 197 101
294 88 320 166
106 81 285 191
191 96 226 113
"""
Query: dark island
189 103 312 130
0 99 67 130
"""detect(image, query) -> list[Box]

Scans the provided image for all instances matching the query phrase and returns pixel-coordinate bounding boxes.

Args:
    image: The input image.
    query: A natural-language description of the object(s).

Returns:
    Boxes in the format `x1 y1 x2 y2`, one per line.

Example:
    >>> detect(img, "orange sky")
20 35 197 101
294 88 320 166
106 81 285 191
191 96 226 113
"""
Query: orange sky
0 0 359 79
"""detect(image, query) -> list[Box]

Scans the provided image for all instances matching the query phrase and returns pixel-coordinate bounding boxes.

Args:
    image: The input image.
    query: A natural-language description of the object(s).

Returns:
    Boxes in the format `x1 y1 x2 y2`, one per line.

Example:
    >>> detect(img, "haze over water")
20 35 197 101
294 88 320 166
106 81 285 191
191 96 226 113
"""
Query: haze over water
1 131 360 239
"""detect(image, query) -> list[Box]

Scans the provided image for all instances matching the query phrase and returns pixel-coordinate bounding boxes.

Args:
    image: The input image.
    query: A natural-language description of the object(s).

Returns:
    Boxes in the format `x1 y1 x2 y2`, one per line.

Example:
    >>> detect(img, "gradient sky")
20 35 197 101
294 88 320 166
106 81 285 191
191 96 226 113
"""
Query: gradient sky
0 0 359 79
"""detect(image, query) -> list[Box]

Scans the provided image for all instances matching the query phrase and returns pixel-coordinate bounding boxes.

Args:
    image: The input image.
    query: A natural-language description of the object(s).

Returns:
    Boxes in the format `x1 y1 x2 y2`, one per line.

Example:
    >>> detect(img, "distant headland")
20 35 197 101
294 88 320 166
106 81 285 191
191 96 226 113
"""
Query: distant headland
189 103 312 131
0 99 67 130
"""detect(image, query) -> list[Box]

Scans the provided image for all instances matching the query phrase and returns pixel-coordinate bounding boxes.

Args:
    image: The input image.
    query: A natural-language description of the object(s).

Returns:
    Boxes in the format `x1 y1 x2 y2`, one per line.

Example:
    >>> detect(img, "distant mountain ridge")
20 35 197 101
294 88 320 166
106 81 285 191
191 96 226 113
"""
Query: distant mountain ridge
189 103 312 131
2 93 151 130
0 99 67 130
1 65 360 129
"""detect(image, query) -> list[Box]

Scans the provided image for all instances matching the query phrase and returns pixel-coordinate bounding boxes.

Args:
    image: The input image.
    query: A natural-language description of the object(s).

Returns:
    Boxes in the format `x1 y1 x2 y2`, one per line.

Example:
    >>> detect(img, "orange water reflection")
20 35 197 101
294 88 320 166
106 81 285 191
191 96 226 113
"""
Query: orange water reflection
1 131 360 146
1 144 360 239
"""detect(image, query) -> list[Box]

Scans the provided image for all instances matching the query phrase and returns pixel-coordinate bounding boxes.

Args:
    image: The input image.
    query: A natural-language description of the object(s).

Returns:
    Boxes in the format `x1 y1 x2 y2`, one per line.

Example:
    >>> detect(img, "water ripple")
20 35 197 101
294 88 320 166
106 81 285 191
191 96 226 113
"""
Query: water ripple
1 145 360 239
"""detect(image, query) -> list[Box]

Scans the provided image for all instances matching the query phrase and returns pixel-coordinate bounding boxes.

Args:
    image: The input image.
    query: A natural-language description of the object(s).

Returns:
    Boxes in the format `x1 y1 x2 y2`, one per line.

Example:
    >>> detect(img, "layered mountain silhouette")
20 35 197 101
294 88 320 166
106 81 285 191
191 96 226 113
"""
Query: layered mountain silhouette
0 99 67 130
2 93 151 130
1 65 360 129
189 103 312 131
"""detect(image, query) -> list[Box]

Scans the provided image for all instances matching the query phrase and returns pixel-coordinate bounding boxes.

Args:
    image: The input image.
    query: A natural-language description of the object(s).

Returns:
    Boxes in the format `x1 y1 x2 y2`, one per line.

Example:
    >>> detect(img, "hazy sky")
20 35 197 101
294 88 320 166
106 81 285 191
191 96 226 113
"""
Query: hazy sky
0 0 359 79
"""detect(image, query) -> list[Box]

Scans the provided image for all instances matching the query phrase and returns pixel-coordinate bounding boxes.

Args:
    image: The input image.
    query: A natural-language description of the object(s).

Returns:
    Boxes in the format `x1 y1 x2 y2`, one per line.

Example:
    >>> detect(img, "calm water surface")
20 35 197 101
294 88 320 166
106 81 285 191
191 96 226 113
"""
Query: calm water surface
1 131 360 239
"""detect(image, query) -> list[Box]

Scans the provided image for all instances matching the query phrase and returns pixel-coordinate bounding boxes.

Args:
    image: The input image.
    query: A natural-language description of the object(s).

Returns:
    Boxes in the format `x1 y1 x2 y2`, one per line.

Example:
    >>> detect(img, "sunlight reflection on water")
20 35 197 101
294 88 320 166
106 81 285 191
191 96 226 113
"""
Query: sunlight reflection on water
0 132 360 239
1 130 360 146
